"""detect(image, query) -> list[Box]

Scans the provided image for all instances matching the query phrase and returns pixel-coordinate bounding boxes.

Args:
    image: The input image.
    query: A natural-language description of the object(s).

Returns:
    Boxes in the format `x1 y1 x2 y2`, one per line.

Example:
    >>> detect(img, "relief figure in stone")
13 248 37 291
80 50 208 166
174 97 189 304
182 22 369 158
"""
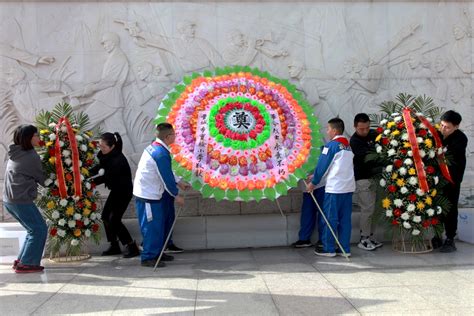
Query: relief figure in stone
122 20 222 76
223 29 288 69
130 61 173 108
69 32 134 153
450 24 472 75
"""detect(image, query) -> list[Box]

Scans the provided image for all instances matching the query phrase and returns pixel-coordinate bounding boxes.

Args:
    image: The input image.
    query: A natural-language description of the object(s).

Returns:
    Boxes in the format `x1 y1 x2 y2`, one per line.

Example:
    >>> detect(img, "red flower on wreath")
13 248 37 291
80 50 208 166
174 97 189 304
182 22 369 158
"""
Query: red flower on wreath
431 218 439 225
50 227 57 236
91 223 100 232
394 208 402 217
408 194 417 202
376 127 384 134
388 185 397 193
426 166 435 174
394 159 403 168
422 220 430 228
418 129 427 137
382 138 390 145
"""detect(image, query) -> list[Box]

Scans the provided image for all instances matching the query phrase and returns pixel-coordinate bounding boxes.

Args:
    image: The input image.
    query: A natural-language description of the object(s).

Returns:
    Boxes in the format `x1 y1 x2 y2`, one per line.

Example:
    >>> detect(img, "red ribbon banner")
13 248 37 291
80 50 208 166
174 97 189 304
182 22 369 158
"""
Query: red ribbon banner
414 113 454 184
402 108 429 193
54 117 82 199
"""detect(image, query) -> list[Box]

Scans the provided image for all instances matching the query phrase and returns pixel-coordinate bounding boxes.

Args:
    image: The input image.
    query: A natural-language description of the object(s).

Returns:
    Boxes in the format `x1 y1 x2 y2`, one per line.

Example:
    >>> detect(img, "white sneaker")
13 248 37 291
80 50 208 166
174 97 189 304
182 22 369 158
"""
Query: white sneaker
336 252 351 257
358 238 376 251
314 249 336 257
369 238 383 249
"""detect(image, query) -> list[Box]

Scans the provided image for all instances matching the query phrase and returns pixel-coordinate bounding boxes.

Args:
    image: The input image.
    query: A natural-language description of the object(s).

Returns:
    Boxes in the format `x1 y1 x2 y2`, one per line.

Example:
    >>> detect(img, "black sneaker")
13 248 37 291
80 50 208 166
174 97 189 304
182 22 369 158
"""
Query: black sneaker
291 240 312 248
102 242 122 256
440 239 457 253
141 260 166 268
314 249 336 257
160 253 174 262
315 240 323 252
431 236 443 249
165 244 184 253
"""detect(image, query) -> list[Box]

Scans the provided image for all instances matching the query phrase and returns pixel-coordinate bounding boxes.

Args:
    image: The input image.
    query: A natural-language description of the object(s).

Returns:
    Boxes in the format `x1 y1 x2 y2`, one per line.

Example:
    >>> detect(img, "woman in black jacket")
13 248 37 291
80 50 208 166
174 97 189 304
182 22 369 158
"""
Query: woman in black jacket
93 132 139 258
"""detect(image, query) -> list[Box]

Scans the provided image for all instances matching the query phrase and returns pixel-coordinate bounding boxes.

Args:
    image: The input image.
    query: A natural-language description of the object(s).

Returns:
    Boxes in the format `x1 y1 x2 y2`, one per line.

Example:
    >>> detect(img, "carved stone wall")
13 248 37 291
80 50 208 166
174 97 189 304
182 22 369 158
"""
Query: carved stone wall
1 1 473 221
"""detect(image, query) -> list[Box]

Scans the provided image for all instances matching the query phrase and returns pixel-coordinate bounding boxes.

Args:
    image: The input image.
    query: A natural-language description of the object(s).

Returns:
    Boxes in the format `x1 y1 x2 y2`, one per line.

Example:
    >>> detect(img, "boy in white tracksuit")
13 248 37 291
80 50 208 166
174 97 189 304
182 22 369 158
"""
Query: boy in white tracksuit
307 118 355 257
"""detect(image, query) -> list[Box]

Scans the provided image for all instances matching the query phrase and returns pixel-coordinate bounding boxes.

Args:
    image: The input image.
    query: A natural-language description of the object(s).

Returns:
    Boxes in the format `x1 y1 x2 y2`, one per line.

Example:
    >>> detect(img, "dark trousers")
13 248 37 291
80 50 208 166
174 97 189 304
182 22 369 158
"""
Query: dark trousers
102 189 133 245
443 183 461 239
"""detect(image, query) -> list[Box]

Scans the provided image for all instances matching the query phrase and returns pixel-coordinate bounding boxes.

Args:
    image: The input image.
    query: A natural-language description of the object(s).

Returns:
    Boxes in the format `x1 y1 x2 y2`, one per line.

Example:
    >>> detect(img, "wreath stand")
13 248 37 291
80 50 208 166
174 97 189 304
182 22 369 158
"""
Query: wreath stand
392 227 433 254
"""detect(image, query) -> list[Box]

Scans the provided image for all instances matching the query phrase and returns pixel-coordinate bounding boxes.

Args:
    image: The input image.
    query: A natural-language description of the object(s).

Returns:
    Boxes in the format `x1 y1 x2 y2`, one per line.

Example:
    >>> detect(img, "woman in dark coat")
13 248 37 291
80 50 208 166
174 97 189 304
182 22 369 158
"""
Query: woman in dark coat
92 132 139 258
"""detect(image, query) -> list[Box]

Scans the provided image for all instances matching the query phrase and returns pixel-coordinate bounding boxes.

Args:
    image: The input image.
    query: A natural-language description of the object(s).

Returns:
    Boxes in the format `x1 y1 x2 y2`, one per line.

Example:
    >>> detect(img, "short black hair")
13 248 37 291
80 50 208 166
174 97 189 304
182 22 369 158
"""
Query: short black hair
156 122 175 139
354 113 370 126
13 124 37 150
100 132 123 152
328 118 345 134
440 110 462 126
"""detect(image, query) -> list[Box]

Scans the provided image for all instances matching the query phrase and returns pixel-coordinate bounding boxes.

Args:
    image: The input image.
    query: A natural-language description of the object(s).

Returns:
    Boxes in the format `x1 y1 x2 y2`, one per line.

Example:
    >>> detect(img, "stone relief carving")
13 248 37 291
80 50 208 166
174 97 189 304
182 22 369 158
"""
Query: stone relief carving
69 32 135 155
0 3 472 203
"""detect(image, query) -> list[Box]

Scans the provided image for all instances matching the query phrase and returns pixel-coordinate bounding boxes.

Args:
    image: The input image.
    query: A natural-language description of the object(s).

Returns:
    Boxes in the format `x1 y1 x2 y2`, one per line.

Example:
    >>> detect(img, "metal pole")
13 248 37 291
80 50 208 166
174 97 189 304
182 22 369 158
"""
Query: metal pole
308 191 351 261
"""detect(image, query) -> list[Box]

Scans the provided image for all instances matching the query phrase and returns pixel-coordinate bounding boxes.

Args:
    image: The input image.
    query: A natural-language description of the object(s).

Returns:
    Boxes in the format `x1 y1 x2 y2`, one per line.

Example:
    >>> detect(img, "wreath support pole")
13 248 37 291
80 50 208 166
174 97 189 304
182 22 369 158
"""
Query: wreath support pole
275 199 285 218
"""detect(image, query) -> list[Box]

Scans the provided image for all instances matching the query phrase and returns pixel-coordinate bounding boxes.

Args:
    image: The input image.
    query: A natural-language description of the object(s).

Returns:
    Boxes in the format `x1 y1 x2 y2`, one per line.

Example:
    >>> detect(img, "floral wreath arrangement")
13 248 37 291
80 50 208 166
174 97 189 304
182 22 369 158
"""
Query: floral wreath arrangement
36 103 101 257
155 66 323 201
371 94 451 248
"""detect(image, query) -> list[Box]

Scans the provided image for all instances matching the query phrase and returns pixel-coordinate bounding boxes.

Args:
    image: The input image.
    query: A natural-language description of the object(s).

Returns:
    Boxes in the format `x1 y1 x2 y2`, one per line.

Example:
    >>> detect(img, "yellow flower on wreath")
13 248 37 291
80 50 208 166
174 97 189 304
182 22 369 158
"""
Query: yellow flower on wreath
391 130 400 136
431 189 437 197
396 178 406 187
387 121 396 128
382 198 391 209
391 173 398 180
49 157 56 164
416 201 425 210
46 201 55 209
66 206 74 216
375 134 382 142
424 139 433 148
408 168 416 175
84 199 92 208
46 141 54 147
74 229 81 237
40 129 49 135
83 208 91 216
403 142 411 148
425 196 433 205
81 167 89 176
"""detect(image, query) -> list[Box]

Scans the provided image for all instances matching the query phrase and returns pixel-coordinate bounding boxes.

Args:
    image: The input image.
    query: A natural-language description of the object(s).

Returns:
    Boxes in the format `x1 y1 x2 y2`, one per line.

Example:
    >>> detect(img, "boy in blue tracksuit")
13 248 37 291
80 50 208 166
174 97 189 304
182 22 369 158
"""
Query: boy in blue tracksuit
133 123 188 267
307 118 355 257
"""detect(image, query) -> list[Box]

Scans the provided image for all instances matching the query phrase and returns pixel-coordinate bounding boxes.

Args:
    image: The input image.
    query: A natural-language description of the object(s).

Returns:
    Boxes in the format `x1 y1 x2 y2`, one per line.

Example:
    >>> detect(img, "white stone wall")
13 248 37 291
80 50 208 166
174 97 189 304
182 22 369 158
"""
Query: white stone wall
1 1 473 221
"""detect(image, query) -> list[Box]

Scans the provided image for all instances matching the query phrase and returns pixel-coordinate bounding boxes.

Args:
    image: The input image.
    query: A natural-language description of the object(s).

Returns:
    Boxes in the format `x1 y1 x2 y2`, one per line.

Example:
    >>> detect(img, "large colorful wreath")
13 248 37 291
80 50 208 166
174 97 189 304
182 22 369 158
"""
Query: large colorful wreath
374 97 452 240
155 66 323 201
36 104 101 256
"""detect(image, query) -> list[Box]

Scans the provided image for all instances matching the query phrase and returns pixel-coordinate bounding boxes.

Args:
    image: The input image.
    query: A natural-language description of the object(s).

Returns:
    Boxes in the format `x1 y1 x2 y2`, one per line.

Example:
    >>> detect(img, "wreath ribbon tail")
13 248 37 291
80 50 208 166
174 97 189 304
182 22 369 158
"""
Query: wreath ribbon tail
402 108 429 193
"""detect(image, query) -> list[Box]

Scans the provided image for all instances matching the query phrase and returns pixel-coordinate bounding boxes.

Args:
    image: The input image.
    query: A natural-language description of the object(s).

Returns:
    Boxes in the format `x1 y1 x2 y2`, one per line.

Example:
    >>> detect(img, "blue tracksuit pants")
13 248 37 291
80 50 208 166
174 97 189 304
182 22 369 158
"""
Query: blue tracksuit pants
298 187 325 241
135 191 175 261
321 192 353 253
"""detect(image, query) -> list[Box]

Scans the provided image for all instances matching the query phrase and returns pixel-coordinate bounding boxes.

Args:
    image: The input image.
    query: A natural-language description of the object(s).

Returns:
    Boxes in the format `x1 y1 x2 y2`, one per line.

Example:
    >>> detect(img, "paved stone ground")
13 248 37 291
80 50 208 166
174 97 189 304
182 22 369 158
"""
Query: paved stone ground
1 242 473 315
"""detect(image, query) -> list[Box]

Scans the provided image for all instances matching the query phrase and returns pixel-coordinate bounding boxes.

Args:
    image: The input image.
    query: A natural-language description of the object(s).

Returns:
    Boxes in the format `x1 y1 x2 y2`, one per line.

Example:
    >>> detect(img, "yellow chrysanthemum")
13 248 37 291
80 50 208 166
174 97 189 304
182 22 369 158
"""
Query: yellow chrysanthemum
375 134 382 142
425 196 433 206
424 139 433 148
66 206 74 216
435 123 440 129
382 198 391 209
81 167 89 176
46 141 54 147
408 168 416 175
87 152 94 160
403 142 411 148
84 199 92 207
40 129 49 135
396 178 406 187
416 201 425 210
49 157 56 164
86 131 93 137
391 173 398 180
391 130 400 136
431 189 437 197
46 201 55 209
83 208 91 216
387 121 396 128
74 229 82 237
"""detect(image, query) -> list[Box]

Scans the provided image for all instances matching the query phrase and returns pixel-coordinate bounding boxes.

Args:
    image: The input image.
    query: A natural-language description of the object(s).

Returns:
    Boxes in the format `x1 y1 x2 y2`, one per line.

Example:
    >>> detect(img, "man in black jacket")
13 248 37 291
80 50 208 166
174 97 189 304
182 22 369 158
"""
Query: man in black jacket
350 113 383 251
438 110 468 252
